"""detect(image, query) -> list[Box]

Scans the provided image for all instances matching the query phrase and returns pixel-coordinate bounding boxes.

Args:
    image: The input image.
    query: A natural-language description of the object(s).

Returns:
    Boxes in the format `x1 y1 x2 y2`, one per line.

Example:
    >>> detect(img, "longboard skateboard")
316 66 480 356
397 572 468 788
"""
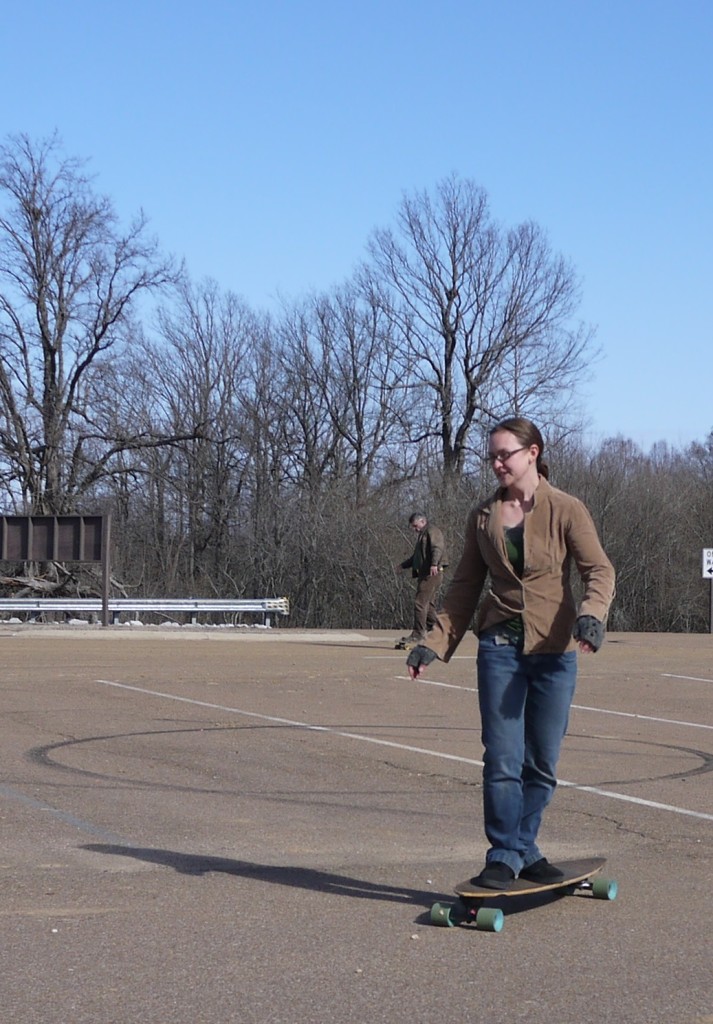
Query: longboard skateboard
430 857 617 932
394 637 417 650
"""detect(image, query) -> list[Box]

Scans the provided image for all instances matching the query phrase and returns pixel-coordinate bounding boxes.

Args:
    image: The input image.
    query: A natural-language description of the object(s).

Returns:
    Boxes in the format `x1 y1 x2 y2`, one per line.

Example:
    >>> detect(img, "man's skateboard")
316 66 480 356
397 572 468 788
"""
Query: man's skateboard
394 636 418 650
430 857 617 932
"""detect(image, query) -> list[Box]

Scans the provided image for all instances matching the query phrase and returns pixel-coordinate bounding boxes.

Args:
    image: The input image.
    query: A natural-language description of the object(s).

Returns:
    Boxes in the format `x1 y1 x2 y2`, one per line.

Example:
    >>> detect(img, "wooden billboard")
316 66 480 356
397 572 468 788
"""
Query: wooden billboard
0 515 111 626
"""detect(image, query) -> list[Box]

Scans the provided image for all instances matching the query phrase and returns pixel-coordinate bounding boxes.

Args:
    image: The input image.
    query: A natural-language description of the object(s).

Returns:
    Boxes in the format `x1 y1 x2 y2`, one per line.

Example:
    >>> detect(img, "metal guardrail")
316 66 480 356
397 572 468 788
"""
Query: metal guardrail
0 596 290 627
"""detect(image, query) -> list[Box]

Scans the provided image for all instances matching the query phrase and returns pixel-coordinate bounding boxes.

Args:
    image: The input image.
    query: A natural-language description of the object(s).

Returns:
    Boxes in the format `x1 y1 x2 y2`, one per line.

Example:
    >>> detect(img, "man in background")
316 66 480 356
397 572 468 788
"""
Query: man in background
396 513 448 648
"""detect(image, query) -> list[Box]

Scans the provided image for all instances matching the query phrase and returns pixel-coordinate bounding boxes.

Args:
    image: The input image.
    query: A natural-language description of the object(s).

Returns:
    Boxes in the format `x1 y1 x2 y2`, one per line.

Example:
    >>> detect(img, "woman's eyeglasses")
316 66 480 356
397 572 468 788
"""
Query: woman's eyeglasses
487 446 528 465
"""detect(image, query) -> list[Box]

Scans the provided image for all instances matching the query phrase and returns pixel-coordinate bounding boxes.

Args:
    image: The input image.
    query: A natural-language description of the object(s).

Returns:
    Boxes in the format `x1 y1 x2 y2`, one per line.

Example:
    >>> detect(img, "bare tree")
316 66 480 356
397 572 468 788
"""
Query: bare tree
115 278 262 594
366 175 593 484
0 132 179 514
281 284 414 505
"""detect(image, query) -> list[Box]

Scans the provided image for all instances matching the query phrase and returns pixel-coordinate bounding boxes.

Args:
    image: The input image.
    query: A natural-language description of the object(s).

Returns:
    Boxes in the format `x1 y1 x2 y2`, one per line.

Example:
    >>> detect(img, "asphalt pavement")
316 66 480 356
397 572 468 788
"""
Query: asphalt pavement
1 625 711 1024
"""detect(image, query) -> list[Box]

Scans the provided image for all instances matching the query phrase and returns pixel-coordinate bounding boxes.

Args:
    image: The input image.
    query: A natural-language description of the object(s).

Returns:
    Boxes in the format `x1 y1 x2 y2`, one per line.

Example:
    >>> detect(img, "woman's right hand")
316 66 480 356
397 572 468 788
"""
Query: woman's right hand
406 645 437 679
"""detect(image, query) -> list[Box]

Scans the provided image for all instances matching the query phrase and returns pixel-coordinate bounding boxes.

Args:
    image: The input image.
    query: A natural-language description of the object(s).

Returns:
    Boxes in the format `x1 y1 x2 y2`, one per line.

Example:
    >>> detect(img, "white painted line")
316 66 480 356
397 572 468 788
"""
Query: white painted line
96 680 479 766
395 676 713 731
662 673 713 684
97 679 713 823
394 675 476 693
556 781 713 822
365 656 474 661
570 703 713 732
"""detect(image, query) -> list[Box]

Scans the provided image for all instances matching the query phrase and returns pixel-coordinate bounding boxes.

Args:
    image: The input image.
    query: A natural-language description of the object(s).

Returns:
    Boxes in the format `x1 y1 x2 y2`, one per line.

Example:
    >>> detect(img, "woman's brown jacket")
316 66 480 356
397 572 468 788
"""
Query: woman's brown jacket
425 477 615 660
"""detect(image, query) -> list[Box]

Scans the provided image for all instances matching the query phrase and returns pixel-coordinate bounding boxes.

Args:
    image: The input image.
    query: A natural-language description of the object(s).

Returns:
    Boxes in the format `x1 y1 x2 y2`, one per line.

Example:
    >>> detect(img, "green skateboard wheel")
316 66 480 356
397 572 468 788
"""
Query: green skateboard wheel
430 902 455 927
475 906 504 932
592 876 618 900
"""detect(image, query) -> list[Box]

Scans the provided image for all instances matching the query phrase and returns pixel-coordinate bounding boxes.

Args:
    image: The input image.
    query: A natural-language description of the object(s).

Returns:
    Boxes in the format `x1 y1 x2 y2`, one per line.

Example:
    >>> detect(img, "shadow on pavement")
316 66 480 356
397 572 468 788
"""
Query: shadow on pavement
82 843 446 907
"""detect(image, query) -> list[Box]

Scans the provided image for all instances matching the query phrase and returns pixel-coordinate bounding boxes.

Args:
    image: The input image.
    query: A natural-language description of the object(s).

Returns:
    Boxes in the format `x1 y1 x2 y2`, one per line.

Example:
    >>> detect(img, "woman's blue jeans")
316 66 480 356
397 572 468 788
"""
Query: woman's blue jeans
476 630 577 874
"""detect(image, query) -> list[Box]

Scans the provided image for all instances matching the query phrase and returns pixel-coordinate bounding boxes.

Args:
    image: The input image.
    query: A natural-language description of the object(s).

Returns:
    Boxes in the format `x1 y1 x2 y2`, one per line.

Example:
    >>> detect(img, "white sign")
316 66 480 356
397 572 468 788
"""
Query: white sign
703 549 713 579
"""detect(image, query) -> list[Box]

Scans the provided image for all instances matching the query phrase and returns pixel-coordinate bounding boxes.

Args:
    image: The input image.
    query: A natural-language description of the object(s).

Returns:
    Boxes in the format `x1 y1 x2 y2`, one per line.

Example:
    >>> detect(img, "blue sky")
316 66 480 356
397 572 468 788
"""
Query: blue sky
3 0 712 450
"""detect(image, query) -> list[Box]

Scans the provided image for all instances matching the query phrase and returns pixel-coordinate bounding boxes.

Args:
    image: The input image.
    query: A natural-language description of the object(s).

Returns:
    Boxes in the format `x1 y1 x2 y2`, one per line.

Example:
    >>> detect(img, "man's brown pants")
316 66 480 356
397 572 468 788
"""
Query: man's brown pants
412 573 443 639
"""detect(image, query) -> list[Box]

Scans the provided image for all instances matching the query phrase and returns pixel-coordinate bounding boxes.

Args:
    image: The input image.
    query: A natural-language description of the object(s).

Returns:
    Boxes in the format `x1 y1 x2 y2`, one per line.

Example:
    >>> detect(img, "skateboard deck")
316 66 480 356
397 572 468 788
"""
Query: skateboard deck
431 857 617 931
394 638 416 650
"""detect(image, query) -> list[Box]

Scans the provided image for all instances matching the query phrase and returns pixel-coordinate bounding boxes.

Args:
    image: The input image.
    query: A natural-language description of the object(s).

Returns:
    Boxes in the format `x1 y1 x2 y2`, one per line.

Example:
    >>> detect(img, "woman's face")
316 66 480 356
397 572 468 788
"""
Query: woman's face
488 430 538 488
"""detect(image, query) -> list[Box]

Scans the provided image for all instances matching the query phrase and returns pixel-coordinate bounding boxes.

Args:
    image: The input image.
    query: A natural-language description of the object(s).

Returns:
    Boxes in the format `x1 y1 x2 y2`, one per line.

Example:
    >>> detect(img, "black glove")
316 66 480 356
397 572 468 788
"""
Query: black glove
573 615 605 652
406 645 438 671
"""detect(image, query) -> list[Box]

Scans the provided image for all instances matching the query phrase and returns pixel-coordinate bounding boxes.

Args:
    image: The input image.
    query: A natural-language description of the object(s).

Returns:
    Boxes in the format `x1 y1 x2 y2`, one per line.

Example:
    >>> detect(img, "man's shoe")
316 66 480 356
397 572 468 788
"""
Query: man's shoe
519 858 564 882
471 862 515 891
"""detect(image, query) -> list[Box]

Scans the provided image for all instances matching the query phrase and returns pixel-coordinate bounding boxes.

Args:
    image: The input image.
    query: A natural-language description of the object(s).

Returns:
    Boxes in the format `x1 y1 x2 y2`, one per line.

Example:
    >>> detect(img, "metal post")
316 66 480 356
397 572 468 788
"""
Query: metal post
101 514 112 628
702 549 713 634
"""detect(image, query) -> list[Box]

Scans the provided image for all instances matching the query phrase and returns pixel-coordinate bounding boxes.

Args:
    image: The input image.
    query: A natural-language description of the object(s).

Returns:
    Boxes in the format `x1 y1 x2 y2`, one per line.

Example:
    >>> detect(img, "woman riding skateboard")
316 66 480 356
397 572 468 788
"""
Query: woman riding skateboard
406 417 615 889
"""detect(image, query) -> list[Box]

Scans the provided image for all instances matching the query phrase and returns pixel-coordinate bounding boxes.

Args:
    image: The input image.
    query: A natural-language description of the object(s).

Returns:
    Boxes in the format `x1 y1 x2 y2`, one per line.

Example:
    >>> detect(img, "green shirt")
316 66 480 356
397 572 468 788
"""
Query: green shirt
503 524 524 637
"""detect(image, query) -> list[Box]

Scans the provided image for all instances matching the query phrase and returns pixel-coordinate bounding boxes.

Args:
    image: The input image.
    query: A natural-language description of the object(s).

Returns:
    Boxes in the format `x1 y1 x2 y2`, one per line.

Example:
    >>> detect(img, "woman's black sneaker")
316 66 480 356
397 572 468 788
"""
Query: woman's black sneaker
471 862 515 890
519 858 564 882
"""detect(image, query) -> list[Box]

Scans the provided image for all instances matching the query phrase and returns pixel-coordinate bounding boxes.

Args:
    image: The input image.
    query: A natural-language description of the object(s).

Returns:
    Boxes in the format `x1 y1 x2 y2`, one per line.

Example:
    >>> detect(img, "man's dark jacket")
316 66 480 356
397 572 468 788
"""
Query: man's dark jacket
401 524 448 579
